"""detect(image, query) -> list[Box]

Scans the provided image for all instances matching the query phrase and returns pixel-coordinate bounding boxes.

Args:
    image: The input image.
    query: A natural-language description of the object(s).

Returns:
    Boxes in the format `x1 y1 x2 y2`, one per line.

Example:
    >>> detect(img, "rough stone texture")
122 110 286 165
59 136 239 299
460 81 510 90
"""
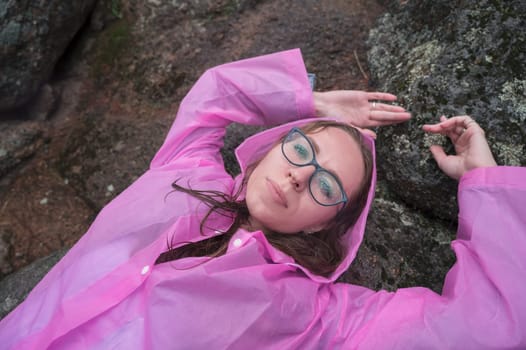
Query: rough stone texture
368 0 526 220
0 249 66 319
222 125 266 176
0 228 14 276
57 114 167 210
131 0 262 26
26 84 60 121
0 121 45 178
0 0 97 112
340 181 457 293
0 157 94 281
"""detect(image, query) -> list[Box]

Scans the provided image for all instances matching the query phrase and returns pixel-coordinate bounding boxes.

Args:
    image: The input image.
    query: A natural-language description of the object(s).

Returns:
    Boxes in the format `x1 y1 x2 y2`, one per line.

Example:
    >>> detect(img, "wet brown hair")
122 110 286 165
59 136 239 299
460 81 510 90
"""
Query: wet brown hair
155 120 373 277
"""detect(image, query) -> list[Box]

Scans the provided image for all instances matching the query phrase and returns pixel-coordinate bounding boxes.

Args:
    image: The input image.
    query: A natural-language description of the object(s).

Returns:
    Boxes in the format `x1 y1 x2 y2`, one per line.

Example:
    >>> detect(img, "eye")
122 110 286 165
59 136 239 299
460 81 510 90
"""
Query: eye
293 143 310 160
318 176 334 199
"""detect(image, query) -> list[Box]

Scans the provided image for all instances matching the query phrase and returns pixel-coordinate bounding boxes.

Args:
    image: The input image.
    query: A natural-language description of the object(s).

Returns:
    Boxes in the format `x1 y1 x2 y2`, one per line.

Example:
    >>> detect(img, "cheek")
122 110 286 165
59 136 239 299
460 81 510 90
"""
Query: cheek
296 197 338 226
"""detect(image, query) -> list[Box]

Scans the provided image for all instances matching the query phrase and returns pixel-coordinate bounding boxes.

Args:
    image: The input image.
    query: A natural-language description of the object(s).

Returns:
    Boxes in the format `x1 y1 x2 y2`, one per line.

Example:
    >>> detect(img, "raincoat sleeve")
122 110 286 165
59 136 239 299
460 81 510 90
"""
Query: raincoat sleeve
327 166 526 349
150 48 315 168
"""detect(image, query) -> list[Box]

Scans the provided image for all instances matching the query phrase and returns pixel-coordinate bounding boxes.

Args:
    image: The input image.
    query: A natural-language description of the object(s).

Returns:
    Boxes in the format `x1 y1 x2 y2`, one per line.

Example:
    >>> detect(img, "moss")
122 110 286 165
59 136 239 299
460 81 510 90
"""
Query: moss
375 198 414 227
110 0 123 19
90 19 132 80
406 40 443 86
499 79 526 122
419 133 446 167
221 0 241 16
391 134 413 155
493 141 524 166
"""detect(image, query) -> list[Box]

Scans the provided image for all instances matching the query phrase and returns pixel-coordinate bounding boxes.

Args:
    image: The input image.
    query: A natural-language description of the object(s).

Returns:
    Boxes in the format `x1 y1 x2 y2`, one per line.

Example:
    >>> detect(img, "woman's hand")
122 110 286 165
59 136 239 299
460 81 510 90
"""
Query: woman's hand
313 90 411 138
422 115 497 180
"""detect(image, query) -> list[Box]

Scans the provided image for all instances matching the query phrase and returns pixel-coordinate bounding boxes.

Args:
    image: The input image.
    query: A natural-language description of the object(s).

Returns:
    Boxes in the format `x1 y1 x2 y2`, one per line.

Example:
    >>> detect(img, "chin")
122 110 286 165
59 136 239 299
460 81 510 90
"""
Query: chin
264 221 301 235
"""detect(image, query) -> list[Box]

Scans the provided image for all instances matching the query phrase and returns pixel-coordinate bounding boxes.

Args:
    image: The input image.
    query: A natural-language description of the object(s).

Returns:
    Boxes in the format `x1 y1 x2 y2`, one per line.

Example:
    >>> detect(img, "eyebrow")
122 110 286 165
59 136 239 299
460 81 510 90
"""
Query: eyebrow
307 135 346 189
307 135 320 154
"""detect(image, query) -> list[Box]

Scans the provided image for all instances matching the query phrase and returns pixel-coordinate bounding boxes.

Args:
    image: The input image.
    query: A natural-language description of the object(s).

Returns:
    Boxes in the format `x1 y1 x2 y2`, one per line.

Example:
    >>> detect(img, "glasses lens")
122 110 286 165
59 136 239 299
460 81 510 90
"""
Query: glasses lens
282 130 314 165
310 170 344 205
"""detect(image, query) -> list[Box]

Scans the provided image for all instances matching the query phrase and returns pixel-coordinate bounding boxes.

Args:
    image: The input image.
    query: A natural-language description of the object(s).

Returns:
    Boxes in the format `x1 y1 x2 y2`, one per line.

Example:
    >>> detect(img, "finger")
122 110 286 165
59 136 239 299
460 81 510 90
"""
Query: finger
369 111 412 124
429 145 448 169
422 124 444 134
357 127 377 139
423 115 449 129
371 103 407 113
454 125 465 135
422 124 454 137
423 116 469 134
423 125 462 145
446 127 464 144
367 92 398 101
423 115 465 142
441 116 465 142
433 115 476 132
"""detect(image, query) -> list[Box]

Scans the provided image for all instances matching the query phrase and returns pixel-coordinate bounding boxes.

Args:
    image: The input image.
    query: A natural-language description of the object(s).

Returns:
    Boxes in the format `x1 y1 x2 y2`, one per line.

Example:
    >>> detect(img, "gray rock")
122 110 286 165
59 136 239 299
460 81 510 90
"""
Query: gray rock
89 0 121 32
367 0 526 220
57 115 167 210
0 249 66 320
0 0 97 112
222 123 266 176
0 228 14 276
0 121 44 178
137 0 261 22
26 84 60 121
340 181 457 293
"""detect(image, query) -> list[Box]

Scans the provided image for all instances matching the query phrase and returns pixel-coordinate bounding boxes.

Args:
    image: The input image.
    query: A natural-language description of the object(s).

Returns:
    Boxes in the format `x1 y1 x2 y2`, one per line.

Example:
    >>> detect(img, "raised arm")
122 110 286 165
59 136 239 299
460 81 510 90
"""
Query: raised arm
324 116 526 348
151 49 315 168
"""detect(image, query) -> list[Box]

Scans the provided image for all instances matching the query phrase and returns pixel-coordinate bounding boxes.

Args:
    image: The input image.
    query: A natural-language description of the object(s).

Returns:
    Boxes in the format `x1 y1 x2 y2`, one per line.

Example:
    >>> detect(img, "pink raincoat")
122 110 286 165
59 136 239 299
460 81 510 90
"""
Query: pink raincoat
1 49 525 349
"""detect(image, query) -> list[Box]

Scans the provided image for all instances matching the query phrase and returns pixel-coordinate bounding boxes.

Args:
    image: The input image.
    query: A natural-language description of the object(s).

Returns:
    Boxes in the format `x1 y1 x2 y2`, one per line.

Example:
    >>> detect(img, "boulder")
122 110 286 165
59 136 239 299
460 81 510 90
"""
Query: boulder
0 121 44 178
0 0 97 112
58 115 167 210
340 181 456 293
222 124 266 176
367 0 526 220
0 228 14 276
0 249 66 320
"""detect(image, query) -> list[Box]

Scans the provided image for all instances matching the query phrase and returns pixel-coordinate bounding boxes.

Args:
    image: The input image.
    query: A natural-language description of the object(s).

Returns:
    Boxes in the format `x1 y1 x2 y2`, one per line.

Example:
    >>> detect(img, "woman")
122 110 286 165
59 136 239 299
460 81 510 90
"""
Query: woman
1 49 525 349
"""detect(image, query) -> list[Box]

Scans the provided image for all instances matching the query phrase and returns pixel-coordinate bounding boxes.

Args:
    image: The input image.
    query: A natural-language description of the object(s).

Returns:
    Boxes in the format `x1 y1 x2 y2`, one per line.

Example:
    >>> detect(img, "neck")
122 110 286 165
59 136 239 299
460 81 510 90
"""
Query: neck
242 216 265 232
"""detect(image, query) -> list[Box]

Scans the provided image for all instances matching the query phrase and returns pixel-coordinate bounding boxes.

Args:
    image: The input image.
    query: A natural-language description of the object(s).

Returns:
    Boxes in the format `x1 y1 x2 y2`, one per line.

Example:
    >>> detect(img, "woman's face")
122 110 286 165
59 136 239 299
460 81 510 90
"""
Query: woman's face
246 127 365 234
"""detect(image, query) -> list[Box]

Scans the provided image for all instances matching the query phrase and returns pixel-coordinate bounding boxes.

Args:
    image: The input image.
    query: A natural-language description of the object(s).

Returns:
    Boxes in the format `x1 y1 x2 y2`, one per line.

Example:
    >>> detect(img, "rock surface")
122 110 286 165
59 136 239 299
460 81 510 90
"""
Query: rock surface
368 0 526 220
0 0 97 111
339 181 456 293
0 249 66 319
0 121 45 178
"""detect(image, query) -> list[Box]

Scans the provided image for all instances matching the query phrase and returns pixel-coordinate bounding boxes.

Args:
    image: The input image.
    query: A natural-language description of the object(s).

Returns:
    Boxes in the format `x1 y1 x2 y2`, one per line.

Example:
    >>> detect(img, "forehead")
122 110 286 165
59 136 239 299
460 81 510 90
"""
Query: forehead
306 127 365 196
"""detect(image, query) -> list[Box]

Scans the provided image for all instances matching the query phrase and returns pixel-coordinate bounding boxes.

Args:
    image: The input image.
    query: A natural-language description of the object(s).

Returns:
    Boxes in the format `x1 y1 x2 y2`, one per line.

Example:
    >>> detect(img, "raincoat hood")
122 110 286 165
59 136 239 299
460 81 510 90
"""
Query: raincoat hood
234 118 377 283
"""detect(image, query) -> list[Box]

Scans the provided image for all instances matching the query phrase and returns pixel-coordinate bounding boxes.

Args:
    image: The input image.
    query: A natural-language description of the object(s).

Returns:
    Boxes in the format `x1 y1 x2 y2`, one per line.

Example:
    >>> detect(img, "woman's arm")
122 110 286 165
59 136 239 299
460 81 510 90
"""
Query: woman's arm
324 116 526 348
151 49 315 168
328 166 526 348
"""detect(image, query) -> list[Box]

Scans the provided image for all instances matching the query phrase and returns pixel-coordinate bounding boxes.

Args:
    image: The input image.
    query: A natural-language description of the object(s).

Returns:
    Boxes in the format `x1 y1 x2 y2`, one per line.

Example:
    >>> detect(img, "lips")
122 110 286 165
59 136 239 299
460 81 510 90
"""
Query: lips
265 177 288 208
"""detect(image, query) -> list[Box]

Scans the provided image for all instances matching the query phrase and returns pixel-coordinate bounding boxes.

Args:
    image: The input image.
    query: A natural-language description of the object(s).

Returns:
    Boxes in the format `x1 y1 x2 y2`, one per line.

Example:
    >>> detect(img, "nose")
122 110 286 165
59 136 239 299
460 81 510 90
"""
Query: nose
288 166 314 191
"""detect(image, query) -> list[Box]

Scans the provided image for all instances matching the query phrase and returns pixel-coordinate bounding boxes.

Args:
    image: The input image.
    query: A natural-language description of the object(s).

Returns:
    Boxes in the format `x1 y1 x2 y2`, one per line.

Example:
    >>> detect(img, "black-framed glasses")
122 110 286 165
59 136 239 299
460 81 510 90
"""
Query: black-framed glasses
281 127 348 207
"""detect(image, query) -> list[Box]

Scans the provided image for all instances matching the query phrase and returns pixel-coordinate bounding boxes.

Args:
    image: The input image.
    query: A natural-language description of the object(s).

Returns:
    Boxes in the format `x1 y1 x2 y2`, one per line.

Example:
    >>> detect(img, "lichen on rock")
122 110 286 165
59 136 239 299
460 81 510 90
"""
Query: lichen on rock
367 0 526 220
